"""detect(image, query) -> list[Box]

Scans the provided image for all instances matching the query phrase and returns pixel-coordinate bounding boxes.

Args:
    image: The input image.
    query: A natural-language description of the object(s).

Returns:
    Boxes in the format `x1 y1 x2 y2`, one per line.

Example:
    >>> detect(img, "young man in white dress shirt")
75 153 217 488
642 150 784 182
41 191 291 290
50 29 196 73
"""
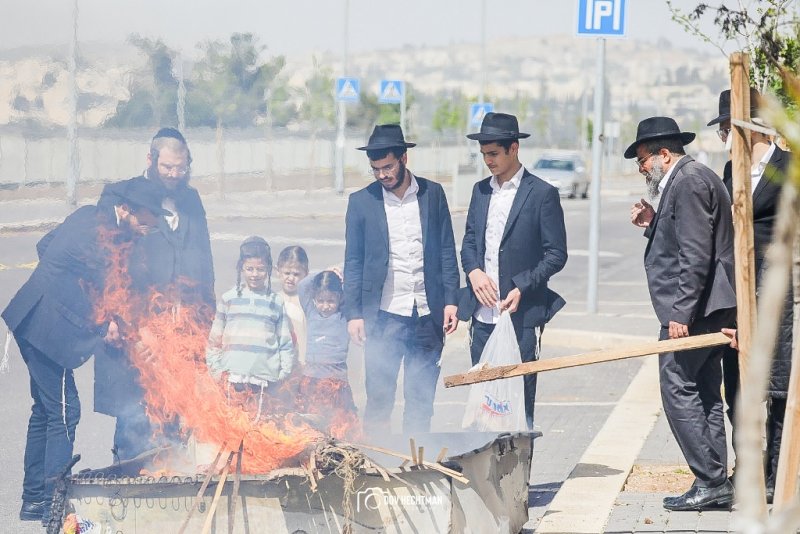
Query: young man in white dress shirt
344 124 460 434
460 112 568 430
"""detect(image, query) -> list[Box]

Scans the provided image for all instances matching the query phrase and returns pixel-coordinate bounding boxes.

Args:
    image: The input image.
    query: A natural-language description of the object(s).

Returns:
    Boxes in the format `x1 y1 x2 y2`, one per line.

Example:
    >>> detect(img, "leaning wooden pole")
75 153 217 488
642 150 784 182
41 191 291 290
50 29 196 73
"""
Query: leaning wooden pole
773 184 800 511
729 51 767 520
769 68 800 511
444 333 730 388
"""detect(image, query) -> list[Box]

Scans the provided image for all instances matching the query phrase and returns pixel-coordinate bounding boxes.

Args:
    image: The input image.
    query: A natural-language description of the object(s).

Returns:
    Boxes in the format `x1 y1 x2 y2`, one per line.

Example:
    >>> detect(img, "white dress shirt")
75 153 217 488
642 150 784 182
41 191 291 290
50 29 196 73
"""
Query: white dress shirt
751 142 776 193
380 174 429 317
658 155 685 194
162 197 179 231
474 165 525 324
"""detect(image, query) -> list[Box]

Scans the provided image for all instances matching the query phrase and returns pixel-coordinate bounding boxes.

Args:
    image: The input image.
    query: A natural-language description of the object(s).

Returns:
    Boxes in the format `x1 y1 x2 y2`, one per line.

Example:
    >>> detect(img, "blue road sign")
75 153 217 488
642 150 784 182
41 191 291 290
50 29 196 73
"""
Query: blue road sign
336 77 360 102
378 80 404 104
469 103 494 126
577 0 627 36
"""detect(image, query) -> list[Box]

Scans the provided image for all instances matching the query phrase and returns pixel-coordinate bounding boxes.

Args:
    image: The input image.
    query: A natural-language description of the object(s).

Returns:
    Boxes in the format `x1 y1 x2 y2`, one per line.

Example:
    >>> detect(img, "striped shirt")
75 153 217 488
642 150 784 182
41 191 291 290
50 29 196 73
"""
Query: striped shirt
206 285 296 386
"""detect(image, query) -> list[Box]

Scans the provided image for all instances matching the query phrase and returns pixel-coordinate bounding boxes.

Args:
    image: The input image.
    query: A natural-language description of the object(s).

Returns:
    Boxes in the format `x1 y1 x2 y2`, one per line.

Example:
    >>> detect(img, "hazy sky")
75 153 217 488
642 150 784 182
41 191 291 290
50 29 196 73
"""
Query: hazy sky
0 0 758 59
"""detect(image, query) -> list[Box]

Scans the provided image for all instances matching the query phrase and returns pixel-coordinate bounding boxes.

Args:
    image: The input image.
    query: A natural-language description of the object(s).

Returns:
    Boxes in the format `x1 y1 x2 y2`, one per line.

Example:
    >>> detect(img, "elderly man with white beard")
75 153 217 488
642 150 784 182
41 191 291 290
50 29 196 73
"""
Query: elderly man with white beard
626 116 738 512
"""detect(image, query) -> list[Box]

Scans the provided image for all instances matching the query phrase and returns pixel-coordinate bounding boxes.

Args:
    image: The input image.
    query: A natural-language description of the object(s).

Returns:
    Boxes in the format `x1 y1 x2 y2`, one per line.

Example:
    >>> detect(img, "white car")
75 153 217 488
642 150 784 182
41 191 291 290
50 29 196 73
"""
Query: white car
532 153 589 199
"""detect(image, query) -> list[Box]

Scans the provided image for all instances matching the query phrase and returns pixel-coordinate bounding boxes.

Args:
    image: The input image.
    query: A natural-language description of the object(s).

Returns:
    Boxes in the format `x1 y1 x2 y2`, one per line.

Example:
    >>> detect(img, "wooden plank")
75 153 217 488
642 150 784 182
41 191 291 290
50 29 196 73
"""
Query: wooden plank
201 452 234 534
354 443 469 485
178 442 228 534
443 333 730 387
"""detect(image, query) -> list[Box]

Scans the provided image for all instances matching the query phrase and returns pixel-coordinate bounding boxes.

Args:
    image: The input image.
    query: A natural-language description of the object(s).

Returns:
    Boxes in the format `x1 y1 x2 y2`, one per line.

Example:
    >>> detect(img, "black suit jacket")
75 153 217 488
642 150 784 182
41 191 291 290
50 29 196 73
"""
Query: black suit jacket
2 204 125 369
723 145 788 270
644 156 737 326
459 169 568 327
343 176 460 333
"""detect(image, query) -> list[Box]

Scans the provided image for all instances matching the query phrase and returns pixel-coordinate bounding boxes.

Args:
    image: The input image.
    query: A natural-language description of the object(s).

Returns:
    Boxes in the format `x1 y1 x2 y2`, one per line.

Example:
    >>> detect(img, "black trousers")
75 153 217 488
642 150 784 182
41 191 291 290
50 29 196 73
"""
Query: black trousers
659 309 735 488
470 318 540 429
364 309 443 434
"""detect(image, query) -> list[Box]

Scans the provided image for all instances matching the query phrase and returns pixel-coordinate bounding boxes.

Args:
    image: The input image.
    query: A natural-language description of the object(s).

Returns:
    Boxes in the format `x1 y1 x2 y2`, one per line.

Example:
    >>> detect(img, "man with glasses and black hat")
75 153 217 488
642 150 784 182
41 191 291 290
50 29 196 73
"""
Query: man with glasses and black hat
344 124 460 434
2 177 169 523
627 116 737 511
711 89 793 502
459 112 568 431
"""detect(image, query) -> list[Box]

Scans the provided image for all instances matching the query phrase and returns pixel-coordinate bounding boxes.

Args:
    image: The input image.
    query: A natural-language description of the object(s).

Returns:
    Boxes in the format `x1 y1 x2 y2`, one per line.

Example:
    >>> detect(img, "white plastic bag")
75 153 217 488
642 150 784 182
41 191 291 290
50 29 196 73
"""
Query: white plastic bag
461 311 527 432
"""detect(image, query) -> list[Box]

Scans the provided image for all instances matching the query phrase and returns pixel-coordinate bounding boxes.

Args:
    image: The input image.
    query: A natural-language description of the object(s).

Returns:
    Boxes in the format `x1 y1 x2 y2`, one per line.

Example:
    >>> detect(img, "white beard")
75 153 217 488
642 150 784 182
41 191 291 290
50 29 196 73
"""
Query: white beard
645 158 665 201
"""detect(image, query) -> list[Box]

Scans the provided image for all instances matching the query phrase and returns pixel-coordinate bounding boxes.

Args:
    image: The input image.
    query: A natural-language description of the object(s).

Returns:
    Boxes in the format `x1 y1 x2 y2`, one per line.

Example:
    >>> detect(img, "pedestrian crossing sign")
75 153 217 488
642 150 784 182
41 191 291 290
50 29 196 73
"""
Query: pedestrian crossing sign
469 103 494 126
378 80 404 103
336 77 360 102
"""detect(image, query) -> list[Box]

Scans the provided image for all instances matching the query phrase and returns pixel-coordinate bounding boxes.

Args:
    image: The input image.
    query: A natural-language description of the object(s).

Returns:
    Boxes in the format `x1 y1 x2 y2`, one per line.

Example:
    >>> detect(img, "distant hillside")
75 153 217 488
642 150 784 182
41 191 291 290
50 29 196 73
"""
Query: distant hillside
0 34 729 144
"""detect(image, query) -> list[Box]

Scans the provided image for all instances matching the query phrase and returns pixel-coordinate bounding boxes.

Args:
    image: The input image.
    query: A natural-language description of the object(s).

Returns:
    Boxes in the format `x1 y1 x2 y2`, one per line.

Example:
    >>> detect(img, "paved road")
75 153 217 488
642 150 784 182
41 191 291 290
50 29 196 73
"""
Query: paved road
0 185 663 532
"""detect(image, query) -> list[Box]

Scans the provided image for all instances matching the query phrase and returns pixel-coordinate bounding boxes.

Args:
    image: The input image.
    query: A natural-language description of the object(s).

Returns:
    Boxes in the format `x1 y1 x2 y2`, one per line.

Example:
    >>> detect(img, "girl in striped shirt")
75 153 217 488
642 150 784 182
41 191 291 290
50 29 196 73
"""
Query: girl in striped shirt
206 236 295 419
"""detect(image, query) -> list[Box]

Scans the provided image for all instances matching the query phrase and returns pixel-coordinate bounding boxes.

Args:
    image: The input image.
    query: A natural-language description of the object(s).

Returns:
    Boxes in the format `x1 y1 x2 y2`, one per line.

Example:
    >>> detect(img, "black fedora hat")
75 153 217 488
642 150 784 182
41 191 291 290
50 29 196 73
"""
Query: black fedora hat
356 124 416 151
466 112 530 141
624 117 696 159
106 176 171 217
707 88 762 126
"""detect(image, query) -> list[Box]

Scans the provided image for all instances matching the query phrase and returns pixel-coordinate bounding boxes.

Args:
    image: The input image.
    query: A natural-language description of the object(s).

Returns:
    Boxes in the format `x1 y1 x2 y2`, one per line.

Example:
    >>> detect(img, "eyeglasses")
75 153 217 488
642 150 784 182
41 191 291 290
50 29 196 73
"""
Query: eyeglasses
634 153 655 168
369 161 401 177
717 128 731 141
158 163 190 177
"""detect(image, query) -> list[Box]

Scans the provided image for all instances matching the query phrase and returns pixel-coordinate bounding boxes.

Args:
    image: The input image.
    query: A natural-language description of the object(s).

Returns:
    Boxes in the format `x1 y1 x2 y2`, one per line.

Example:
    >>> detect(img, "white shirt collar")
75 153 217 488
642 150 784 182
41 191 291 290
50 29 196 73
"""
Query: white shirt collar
753 143 776 178
382 171 419 203
490 164 524 191
658 155 685 193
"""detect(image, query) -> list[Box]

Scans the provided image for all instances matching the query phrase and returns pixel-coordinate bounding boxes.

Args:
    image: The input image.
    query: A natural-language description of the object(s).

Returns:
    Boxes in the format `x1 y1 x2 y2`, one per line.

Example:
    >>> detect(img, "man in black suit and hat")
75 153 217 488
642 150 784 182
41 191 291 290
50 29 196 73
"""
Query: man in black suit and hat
711 89 793 502
460 112 568 430
343 124 460 434
2 177 169 523
627 116 737 511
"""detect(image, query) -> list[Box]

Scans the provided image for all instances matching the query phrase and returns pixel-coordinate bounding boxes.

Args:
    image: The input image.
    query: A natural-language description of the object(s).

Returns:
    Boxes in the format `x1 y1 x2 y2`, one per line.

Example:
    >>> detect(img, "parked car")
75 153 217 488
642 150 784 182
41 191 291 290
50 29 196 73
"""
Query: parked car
532 152 589 199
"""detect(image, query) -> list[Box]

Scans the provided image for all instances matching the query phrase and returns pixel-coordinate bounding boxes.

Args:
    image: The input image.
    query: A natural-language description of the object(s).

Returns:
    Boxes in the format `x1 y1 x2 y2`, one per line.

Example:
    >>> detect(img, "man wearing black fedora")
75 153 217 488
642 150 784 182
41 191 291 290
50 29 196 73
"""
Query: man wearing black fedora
2 176 169 522
711 89 793 502
343 124 460 434
626 116 737 511
459 112 568 430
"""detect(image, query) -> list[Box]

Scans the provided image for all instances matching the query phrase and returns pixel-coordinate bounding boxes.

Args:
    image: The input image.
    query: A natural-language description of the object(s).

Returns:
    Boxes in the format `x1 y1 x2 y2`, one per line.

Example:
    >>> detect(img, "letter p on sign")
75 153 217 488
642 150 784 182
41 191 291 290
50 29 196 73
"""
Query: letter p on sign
577 0 626 36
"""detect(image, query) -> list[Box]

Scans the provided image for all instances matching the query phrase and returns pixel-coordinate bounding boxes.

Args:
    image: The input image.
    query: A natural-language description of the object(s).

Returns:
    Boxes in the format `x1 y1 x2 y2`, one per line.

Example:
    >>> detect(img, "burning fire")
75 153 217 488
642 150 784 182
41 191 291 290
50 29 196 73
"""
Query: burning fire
93 230 360 473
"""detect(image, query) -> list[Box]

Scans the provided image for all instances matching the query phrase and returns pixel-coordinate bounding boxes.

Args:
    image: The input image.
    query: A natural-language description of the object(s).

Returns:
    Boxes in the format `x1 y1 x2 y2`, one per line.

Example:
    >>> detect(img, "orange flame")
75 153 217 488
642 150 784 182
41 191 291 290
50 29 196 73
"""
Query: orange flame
93 229 360 473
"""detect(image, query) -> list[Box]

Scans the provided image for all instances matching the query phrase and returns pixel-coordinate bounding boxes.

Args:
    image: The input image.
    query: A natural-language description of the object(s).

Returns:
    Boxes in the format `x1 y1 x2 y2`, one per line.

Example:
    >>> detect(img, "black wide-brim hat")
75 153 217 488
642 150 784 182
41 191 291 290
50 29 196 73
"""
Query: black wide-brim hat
356 124 416 151
466 112 530 141
707 87 761 126
105 176 172 217
624 116 696 159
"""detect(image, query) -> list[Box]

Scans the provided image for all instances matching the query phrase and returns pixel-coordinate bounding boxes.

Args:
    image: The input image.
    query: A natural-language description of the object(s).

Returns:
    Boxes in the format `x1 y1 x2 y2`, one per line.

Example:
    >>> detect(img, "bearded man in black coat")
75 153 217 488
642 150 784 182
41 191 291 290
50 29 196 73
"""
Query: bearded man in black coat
94 128 215 462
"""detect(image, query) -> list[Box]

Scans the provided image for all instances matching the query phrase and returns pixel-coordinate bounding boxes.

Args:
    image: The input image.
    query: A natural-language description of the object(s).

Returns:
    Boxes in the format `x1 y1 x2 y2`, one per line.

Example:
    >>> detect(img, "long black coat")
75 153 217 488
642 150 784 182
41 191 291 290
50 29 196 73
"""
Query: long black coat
724 146 793 397
94 178 215 415
459 169 568 328
2 205 124 369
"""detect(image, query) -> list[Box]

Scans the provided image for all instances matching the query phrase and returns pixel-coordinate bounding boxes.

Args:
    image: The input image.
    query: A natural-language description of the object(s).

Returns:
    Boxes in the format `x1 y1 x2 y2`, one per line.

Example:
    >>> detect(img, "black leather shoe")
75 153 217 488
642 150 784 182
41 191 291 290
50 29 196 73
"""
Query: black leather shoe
19 501 46 521
663 479 734 511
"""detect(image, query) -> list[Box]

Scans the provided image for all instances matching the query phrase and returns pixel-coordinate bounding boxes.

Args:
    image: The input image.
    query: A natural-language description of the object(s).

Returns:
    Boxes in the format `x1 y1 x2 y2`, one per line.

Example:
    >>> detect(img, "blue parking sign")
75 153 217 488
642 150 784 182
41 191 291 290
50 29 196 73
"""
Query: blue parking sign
577 0 627 36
